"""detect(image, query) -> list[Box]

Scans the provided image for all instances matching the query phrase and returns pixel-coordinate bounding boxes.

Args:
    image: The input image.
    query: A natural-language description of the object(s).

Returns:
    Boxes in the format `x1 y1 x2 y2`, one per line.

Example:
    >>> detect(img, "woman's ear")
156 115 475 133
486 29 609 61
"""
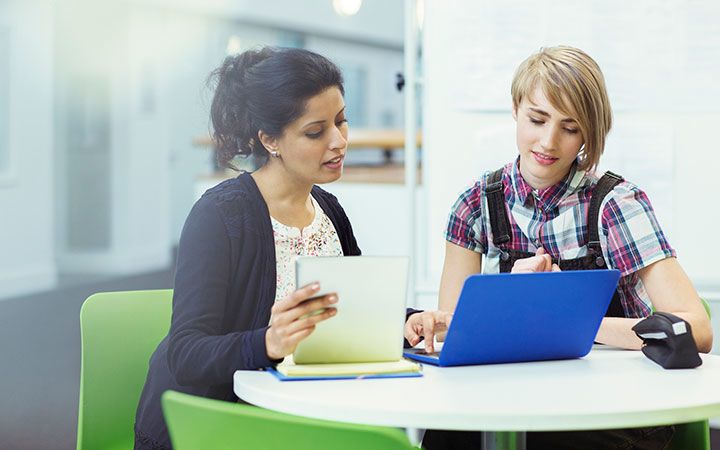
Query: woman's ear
257 130 278 155
511 103 518 121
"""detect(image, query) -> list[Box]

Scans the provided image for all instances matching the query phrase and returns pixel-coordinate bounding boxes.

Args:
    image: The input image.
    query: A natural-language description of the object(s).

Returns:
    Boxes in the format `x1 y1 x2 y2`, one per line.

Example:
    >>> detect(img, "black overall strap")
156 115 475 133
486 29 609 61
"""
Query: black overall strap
485 169 511 247
587 171 624 255
587 171 626 318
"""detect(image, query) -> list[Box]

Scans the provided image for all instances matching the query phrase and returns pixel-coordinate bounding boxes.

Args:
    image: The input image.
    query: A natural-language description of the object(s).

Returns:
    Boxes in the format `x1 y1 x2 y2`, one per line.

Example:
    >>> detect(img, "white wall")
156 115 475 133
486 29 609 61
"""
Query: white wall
421 1 720 296
115 7 173 271
305 36 404 128
128 0 404 48
0 0 57 299
54 1 172 274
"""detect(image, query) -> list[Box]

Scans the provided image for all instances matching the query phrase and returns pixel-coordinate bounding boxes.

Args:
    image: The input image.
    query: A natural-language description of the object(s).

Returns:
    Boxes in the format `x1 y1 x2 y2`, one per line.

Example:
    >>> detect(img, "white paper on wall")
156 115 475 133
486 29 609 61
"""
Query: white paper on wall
443 0 720 113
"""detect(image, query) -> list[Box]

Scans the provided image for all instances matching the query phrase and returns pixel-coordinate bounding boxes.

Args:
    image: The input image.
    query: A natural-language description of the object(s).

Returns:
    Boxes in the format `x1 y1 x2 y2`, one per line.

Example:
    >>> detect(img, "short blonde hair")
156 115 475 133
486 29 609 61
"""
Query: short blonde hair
511 46 612 171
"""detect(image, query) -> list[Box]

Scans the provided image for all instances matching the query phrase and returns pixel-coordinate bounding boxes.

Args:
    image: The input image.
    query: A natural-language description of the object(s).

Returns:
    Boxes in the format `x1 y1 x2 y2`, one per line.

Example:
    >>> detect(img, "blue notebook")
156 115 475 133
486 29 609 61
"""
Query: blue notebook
404 270 620 367
267 357 422 381
266 367 423 382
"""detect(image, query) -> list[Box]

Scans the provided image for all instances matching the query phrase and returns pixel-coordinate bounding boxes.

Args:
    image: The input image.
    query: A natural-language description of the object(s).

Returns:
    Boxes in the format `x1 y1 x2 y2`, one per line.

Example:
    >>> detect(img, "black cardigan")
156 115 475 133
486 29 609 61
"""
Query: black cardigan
134 172 361 450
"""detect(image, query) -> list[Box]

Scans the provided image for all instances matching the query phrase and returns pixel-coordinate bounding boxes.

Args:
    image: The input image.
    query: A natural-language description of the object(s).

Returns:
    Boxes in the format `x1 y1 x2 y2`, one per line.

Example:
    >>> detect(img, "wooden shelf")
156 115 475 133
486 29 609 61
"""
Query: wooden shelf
193 128 422 150
194 128 422 185
340 164 422 185
197 164 421 186
345 128 422 149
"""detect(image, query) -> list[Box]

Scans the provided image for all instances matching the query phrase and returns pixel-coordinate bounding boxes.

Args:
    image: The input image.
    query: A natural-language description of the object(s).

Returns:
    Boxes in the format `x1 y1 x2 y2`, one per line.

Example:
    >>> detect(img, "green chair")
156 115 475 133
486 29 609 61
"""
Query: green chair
698 297 712 320
161 390 417 450
76 290 173 450
668 420 710 450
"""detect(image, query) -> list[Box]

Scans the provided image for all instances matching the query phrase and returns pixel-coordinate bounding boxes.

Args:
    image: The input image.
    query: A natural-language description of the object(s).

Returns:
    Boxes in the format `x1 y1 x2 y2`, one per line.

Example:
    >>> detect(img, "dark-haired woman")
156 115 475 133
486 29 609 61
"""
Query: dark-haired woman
133 47 360 450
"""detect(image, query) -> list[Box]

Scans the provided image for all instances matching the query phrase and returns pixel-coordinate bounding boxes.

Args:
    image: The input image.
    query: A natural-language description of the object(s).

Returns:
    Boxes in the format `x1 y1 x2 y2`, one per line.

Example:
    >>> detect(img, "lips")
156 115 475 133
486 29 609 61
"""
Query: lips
323 155 344 169
324 155 343 164
531 151 558 166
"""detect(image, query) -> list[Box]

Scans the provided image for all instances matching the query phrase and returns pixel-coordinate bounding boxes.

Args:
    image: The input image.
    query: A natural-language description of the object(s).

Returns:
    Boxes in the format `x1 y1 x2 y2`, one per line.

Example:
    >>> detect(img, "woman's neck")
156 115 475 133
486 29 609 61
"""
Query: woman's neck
252 165 315 228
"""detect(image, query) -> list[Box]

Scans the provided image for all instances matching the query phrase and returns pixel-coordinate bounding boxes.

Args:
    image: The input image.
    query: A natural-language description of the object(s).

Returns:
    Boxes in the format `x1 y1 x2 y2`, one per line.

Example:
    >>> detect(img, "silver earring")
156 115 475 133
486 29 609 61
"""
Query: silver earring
270 150 280 158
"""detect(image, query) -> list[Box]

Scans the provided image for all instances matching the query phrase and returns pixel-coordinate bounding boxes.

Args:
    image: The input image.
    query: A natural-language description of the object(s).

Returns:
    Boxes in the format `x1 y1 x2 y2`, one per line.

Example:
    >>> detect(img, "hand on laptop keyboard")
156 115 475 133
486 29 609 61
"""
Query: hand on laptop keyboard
404 310 453 353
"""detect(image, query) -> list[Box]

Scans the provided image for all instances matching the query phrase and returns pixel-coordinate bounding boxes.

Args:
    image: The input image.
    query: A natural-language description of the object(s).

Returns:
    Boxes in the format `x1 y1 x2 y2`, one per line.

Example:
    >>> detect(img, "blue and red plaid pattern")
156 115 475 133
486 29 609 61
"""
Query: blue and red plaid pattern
445 158 676 318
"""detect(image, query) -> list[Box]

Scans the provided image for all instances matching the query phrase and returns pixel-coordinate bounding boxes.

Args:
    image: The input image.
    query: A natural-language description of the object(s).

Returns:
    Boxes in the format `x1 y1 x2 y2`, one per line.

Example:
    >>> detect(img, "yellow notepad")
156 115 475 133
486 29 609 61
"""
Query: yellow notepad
273 356 421 380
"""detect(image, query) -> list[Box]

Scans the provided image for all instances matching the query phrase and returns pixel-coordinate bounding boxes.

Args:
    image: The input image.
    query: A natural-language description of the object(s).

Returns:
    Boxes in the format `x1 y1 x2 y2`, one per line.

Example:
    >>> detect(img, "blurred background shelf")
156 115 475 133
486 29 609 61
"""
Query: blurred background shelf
193 128 422 149
197 162 421 187
193 127 422 167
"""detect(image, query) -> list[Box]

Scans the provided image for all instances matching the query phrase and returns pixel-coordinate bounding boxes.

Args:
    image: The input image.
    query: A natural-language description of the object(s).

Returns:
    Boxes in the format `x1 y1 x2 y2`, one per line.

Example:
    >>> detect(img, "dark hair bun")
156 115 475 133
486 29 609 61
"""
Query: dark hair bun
208 47 344 169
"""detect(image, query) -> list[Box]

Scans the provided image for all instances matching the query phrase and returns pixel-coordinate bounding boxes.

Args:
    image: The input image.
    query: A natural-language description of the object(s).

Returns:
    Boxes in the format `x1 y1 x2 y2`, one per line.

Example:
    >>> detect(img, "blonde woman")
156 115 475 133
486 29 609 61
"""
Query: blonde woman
407 46 712 450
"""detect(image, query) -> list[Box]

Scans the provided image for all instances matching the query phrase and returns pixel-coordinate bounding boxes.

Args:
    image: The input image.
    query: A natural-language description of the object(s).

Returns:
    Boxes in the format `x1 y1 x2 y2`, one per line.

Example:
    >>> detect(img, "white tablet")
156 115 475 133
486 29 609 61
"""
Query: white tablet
293 256 409 364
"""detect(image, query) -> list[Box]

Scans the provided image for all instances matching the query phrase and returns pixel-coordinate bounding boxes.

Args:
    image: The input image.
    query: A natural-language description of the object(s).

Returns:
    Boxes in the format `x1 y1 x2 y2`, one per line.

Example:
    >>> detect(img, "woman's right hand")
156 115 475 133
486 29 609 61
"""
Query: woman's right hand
404 310 454 353
265 282 338 360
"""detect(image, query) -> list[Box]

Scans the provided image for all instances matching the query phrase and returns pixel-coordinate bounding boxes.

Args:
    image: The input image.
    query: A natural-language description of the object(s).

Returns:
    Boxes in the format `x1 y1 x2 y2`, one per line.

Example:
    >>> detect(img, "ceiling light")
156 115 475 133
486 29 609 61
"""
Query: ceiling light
333 0 362 17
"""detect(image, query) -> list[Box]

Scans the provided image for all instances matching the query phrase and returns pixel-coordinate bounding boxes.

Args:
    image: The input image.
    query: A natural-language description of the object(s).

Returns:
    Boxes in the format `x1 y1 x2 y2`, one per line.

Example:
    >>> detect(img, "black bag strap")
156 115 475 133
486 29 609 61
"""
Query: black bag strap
485 168 511 246
587 171 624 252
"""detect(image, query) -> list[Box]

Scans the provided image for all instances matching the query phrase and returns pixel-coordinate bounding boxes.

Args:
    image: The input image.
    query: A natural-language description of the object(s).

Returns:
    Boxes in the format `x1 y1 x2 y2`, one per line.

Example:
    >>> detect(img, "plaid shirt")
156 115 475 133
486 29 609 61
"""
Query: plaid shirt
446 158 676 318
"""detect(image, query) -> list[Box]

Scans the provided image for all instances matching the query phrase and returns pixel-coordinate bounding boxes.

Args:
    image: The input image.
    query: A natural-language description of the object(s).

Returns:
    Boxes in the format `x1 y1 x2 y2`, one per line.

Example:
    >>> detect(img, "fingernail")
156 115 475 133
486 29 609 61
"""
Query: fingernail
311 282 320 290
328 295 338 303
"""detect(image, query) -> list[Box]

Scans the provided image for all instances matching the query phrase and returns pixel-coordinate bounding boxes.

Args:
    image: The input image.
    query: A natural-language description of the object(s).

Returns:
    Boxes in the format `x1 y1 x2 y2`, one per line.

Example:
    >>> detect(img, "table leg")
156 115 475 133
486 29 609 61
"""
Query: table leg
483 431 526 450
404 428 423 446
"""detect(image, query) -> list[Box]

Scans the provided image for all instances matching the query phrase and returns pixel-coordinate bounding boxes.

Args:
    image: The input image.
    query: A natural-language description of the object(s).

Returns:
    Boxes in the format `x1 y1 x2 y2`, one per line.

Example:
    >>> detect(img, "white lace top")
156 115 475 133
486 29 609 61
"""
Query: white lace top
272 196 343 303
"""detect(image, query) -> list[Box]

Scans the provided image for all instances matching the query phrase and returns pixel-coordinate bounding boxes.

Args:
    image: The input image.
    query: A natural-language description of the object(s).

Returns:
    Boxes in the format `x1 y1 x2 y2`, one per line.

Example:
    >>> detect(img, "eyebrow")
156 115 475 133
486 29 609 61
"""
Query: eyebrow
528 107 576 123
303 119 326 128
301 107 346 129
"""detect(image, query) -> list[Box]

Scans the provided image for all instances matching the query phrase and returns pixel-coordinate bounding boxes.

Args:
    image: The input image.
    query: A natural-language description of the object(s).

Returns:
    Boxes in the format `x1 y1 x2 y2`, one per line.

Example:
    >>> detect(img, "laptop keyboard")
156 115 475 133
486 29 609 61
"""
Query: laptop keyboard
407 348 441 358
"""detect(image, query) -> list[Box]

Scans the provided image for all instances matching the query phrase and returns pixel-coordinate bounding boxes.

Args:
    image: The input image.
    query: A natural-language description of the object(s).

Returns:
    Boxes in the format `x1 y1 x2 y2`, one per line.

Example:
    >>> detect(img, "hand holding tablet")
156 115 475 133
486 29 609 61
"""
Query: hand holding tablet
265 282 338 360
293 256 409 364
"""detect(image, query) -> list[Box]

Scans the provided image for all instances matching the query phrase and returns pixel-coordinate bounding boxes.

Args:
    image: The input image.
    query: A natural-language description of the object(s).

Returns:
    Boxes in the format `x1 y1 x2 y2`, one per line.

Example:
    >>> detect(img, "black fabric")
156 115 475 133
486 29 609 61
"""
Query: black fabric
633 312 702 369
527 425 675 450
133 172 361 450
423 426 675 450
587 170 623 253
486 169 511 246
485 168 625 318
135 428 171 450
423 430 483 450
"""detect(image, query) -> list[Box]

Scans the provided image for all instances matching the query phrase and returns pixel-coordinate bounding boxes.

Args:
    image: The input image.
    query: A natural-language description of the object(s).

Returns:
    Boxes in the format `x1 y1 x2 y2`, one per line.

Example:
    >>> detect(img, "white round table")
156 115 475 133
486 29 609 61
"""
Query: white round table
234 346 720 449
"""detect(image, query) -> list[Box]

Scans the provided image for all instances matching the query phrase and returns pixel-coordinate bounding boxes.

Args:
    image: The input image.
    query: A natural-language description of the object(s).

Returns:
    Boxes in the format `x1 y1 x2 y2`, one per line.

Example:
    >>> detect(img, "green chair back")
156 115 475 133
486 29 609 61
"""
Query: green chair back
162 390 416 450
77 290 173 450
700 297 712 319
650 297 711 318
668 420 710 450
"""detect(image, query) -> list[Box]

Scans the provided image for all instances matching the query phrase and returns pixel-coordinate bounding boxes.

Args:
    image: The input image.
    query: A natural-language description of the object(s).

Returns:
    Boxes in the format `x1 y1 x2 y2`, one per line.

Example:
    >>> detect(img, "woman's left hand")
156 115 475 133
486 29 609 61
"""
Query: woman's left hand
511 247 561 273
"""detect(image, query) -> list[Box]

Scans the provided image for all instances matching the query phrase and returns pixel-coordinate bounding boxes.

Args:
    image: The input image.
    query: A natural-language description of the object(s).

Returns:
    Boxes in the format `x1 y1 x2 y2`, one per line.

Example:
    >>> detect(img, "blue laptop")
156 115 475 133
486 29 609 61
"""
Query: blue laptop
404 269 621 366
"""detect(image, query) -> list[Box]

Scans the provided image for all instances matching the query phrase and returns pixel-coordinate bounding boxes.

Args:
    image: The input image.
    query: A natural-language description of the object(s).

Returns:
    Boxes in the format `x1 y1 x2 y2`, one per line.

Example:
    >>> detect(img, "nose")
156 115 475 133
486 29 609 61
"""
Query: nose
329 123 348 152
540 124 560 152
